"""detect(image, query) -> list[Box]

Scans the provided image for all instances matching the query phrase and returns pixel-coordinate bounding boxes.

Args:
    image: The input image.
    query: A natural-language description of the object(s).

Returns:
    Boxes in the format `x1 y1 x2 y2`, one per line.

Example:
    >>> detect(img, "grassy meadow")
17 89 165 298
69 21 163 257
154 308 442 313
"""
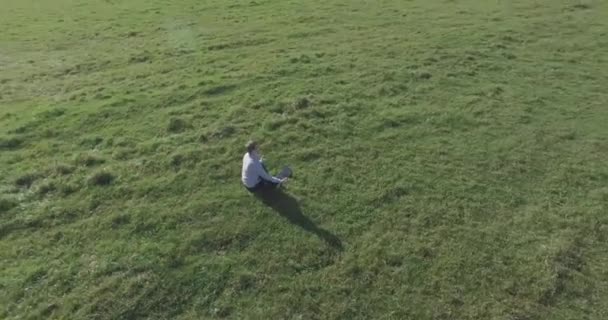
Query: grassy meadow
1 0 608 318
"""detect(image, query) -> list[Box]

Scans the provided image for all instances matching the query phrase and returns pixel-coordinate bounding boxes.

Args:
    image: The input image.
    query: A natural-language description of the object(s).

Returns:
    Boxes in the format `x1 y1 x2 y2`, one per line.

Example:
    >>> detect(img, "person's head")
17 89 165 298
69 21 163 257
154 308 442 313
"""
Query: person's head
246 140 259 154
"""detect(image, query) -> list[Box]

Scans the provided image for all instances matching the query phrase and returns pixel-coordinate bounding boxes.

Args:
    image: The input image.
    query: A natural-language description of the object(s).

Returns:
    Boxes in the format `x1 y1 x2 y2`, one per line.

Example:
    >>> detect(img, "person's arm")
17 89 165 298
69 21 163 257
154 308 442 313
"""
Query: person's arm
256 161 282 183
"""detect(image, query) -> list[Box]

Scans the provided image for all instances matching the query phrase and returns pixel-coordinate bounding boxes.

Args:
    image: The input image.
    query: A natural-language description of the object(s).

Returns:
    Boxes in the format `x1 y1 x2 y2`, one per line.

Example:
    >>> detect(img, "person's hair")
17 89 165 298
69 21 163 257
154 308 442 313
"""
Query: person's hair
246 140 258 153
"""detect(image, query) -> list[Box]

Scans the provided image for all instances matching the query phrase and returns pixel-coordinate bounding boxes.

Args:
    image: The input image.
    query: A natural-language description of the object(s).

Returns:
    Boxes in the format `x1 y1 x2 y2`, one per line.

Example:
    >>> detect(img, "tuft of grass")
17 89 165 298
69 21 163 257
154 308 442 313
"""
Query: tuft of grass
79 136 104 149
88 170 115 186
110 213 131 228
293 96 312 110
411 70 432 80
0 136 24 150
58 182 79 196
0 197 18 213
52 163 75 175
35 180 56 196
39 108 66 119
74 153 106 167
571 2 591 10
14 172 42 188
167 117 189 133
210 126 236 139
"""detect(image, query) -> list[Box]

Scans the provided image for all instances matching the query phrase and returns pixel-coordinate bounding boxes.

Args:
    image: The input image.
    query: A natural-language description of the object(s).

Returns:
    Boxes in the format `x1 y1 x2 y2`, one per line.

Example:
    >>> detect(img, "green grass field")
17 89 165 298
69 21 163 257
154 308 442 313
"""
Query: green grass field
1 0 608 319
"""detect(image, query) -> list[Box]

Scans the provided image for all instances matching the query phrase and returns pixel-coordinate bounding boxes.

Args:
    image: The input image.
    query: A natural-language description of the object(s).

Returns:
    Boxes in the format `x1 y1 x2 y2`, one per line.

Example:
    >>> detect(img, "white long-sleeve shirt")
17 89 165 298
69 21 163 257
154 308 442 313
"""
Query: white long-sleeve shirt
241 152 281 188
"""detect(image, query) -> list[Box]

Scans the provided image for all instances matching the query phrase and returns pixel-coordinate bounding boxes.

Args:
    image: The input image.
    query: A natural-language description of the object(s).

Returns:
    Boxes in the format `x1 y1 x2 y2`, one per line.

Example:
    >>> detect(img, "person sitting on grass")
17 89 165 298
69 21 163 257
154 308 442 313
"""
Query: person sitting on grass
241 140 288 192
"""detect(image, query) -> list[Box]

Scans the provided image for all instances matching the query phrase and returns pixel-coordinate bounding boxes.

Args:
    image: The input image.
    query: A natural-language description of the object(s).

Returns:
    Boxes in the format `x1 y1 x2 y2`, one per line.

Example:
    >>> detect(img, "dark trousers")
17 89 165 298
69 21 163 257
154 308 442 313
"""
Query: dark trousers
246 162 279 193
246 179 279 193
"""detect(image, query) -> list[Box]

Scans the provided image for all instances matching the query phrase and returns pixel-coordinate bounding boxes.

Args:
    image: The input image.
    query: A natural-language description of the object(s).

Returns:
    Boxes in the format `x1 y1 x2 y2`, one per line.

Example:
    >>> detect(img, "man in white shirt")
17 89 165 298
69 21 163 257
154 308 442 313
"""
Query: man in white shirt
242 140 288 192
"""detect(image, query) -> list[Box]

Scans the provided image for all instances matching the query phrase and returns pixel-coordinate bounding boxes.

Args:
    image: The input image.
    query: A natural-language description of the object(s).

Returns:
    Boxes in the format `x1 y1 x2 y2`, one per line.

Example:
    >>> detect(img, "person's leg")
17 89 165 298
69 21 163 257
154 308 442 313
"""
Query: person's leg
246 179 278 194
260 160 271 175
258 160 286 190
259 161 280 188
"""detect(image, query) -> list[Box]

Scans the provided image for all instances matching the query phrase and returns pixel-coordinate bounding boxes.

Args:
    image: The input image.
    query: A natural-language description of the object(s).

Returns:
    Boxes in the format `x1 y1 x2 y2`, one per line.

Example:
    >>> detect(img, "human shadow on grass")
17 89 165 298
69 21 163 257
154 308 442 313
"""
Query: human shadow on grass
254 189 343 251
